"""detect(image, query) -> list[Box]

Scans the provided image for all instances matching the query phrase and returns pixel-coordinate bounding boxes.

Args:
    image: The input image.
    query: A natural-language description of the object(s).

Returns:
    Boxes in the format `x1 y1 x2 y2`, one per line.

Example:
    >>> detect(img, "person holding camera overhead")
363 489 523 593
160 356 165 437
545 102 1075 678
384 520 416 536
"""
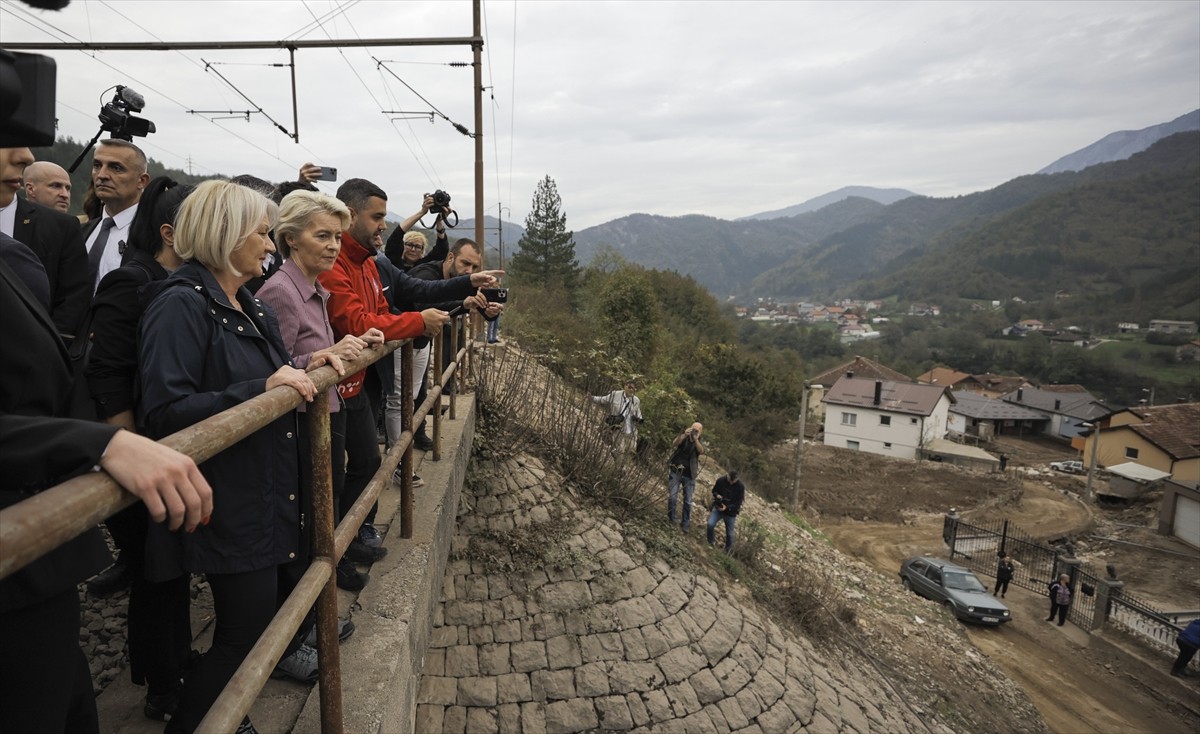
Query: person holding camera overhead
667 422 706 531
592 380 643 454
382 192 451 273
707 470 745 553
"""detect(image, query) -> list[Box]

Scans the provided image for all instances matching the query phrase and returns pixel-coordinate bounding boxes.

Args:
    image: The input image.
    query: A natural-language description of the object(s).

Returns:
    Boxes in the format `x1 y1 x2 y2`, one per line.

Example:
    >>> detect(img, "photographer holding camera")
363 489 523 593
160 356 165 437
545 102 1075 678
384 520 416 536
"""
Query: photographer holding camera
592 381 643 454
667 422 706 531
382 192 451 273
706 470 745 553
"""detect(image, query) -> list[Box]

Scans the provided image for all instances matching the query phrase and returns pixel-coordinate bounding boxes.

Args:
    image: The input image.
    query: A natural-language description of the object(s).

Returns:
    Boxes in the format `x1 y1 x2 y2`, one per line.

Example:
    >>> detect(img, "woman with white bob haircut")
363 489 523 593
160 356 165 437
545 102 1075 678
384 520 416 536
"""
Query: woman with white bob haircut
138 179 318 734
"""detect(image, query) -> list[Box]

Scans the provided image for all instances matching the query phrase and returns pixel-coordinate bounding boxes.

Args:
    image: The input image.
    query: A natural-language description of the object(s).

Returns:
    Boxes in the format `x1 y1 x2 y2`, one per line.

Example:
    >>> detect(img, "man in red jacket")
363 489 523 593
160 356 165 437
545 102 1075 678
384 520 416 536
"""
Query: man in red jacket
320 178 500 564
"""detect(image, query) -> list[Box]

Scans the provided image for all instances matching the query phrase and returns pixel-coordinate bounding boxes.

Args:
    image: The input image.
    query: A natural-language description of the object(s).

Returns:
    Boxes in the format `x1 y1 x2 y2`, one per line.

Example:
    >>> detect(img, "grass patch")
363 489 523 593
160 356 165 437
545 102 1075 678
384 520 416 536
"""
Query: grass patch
783 509 831 543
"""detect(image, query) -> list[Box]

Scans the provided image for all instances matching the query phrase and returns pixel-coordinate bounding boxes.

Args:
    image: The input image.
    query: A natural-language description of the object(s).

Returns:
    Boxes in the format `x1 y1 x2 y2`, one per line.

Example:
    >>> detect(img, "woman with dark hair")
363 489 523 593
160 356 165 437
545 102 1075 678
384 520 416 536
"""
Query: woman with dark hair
85 176 195 721
139 179 317 734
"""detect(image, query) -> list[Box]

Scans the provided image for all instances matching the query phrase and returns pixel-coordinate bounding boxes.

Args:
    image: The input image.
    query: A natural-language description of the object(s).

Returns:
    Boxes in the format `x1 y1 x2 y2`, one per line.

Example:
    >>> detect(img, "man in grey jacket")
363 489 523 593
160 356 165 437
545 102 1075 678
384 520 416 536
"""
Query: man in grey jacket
592 380 643 454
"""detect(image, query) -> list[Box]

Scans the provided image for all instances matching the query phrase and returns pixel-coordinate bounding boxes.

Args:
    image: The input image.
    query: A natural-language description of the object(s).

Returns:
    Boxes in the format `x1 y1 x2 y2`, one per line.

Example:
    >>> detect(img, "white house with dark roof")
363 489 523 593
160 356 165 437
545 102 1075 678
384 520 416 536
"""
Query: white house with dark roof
822 377 954 459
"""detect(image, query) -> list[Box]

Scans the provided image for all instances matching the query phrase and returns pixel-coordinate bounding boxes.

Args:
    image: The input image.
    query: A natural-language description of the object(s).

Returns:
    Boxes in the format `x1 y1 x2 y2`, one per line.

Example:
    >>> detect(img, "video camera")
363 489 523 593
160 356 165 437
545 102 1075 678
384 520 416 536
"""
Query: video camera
0 50 57 147
98 85 156 140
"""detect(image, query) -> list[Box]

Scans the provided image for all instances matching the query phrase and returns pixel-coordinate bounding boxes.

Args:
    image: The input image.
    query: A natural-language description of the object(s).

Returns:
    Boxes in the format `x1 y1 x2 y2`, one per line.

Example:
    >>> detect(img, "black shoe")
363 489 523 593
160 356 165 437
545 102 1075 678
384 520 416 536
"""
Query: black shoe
346 538 387 564
87 560 132 597
143 690 180 722
1171 669 1190 678
235 716 259 734
336 557 369 590
414 432 434 452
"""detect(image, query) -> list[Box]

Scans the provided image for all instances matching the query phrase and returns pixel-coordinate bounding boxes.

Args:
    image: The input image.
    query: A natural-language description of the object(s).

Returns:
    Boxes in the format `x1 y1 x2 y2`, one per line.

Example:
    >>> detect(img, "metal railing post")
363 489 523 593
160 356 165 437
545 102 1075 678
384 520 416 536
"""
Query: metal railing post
449 317 459 421
309 390 344 733
432 329 443 462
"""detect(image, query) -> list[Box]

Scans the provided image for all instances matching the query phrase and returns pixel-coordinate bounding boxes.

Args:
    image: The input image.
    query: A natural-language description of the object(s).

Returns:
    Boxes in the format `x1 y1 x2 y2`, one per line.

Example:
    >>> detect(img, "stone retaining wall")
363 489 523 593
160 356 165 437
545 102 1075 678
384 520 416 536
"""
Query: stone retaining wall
417 454 947 734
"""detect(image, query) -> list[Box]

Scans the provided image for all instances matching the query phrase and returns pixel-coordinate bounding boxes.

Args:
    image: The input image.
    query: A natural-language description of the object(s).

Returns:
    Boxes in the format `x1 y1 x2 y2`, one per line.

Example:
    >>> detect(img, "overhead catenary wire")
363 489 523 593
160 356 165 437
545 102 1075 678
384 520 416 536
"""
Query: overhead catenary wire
2 2 299 176
200 58 296 140
283 0 361 42
372 57 473 138
342 7 441 188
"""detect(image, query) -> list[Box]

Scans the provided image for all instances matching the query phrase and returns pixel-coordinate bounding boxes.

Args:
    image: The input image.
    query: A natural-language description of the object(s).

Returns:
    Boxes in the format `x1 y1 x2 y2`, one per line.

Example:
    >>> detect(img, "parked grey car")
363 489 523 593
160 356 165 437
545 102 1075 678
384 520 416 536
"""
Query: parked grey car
899 557 1012 625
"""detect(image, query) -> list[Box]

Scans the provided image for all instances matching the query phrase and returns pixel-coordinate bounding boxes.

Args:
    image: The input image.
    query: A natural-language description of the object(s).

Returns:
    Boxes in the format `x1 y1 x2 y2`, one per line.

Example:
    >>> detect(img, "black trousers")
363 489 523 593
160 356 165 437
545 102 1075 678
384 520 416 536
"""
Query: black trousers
113 502 193 695
0 590 99 734
341 394 379 527
1173 640 1198 672
993 578 1011 596
166 565 300 733
1048 601 1069 625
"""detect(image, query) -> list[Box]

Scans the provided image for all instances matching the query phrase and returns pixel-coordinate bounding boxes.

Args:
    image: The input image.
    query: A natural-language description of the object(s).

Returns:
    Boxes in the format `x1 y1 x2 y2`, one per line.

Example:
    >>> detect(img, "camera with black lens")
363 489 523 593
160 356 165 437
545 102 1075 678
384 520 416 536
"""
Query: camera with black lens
98 85 156 140
430 189 452 214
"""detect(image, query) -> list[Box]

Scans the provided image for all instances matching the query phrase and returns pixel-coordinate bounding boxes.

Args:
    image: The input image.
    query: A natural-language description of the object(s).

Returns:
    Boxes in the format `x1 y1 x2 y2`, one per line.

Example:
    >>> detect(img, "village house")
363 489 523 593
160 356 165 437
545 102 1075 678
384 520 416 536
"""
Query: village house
948 390 1048 441
821 376 954 460
917 366 971 390
1148 320 1197 335
805 356 913 428
1001 386 1109 440
1117 322 1140 333
1079 403 1200 484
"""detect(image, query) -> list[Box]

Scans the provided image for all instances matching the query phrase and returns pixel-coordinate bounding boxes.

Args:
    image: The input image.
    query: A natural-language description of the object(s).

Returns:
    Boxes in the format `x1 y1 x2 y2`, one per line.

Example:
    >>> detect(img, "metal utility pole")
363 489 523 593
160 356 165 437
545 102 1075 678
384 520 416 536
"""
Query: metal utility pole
792 382 810 511
473 0 485 266
1084 422 1101 503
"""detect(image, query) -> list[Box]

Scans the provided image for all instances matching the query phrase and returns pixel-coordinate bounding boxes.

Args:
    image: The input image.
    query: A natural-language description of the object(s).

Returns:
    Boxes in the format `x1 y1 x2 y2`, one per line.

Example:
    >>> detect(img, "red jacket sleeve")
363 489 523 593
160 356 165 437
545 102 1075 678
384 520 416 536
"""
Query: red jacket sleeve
320 257 425 342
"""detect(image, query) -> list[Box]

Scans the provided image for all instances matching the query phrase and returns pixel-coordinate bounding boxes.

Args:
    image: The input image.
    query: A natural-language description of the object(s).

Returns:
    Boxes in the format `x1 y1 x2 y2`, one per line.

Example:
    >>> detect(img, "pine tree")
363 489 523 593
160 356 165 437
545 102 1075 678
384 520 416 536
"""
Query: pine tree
509 175 580 288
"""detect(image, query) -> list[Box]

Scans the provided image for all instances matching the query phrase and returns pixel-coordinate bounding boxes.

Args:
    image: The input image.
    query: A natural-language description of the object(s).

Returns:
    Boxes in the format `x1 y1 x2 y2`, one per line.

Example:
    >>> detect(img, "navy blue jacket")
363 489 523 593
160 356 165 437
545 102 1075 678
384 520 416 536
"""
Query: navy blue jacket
138 262 301 579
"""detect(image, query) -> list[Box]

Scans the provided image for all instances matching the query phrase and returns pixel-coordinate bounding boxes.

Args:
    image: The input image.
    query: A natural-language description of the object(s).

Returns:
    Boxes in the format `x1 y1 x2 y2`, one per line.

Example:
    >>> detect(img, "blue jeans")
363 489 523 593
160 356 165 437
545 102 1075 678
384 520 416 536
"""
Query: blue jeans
667 471 695 529
707 509 736 552
486 316 501 342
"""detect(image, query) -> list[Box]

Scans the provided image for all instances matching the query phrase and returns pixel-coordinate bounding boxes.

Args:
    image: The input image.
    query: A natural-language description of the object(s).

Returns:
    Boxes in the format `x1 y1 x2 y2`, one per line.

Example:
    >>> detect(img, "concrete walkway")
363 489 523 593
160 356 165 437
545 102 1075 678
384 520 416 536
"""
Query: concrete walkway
95 397 476 734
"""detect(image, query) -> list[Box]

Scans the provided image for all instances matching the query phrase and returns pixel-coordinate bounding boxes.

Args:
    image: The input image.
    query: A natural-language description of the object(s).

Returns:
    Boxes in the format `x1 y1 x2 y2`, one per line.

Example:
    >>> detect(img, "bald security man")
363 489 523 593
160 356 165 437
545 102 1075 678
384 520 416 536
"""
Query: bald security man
23 160 73 213
0 147 91 339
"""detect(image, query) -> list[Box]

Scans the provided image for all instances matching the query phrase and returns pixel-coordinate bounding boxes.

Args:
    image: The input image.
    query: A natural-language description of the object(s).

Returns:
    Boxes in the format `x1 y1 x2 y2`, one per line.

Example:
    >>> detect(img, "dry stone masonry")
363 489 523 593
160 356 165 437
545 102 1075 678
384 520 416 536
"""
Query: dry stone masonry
416 454 948 734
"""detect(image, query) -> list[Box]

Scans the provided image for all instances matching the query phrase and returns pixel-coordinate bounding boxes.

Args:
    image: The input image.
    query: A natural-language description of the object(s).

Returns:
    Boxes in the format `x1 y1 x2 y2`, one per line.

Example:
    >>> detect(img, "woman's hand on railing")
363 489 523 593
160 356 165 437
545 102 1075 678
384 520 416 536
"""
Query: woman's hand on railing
99 430 214 532
358 328 385 346
266 365 318 402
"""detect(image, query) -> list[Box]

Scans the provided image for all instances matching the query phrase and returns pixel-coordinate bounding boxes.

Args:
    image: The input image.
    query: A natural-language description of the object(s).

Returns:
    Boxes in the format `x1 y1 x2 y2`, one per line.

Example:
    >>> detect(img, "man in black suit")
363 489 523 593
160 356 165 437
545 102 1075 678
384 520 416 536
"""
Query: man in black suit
0 257 214 733
81 138 149 291
22 160 73 213
0 146 91 339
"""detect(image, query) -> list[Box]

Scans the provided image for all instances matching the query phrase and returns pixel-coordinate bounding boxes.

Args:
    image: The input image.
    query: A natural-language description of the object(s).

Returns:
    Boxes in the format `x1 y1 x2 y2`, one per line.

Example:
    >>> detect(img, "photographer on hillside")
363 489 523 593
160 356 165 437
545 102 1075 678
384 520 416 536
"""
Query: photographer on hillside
706 470 745 553
667 422 706 532
592 380 643 455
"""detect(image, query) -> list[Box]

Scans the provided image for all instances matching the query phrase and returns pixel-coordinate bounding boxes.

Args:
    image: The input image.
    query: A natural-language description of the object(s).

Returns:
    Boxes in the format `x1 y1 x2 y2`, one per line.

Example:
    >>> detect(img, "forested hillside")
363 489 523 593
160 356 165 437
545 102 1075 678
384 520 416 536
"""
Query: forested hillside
752 132 1200 305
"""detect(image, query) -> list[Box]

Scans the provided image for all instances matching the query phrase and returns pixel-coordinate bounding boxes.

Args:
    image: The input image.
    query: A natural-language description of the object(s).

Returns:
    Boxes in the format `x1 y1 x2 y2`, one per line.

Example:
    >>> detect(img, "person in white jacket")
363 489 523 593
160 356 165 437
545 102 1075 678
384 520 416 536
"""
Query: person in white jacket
593 380 643 454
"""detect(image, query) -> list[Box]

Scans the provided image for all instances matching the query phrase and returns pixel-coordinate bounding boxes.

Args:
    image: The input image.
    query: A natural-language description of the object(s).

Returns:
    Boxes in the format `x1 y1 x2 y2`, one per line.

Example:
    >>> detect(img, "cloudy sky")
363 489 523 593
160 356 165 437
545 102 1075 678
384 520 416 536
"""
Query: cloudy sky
3 0 1198 230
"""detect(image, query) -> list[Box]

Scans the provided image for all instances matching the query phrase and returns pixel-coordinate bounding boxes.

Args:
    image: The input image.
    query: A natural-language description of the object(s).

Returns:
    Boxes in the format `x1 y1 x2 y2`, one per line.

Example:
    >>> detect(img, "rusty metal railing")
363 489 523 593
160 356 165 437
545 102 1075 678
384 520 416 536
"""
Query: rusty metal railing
0 315 478 733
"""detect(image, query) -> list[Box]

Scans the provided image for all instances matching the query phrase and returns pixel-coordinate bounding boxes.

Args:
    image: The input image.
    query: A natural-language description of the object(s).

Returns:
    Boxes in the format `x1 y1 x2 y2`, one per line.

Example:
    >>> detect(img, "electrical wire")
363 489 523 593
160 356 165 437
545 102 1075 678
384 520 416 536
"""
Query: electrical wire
4 2 299 176
284 0 360 42
507 1 518 213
